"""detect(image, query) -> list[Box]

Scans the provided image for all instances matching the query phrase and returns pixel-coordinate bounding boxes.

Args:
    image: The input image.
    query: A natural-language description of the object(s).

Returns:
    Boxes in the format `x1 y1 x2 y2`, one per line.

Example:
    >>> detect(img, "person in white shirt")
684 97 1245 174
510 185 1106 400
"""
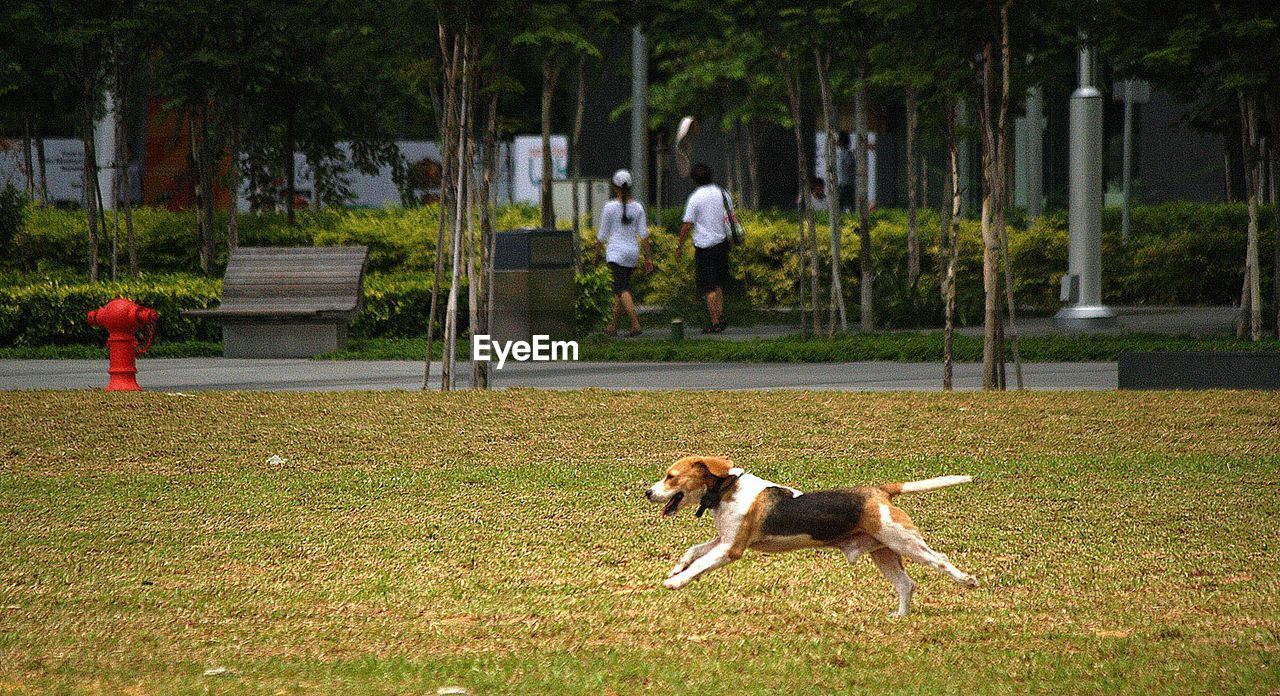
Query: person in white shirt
676 163 732 333
596 169 652 337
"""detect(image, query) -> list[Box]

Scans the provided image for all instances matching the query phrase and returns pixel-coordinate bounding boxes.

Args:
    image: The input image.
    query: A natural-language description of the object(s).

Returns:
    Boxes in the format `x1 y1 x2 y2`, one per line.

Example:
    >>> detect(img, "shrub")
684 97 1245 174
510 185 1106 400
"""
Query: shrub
6 202 1274 332
0 268 610 346
575 264 614 334
0 273 222 346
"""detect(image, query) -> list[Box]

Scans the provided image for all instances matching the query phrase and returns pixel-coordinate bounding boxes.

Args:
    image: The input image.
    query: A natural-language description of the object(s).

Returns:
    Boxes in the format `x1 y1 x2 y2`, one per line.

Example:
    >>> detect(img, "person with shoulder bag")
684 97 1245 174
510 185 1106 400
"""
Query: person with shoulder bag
676 163 740 333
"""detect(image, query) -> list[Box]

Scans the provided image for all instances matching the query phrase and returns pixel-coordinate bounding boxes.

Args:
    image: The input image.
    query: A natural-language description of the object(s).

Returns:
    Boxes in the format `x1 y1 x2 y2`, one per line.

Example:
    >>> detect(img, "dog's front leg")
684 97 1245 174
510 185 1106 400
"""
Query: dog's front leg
669 537 720 578
663 543 740 590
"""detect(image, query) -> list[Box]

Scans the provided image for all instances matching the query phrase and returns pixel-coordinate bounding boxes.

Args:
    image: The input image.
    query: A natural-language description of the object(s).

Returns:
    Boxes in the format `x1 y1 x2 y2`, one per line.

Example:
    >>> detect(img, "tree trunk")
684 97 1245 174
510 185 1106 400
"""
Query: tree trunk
109 101 120 282
814 49 846 335
21 115 35 199
1270 106 1280 337
35 121 48 204
424 28 460 390
227 104 242 251
540 56 561 230
746 119 761 210
192 106 216 274
995 3 1023 388
81 92 100 283
117 94 137 275
571 54 586 272
905 88 920 291
921 154 928 209
444 35 473 391
943 100 960 391
465 131 478 390
782 58 816 335
284 109 297 225
1239 91 1262 341
979 42 1001 390
854 57 873 333
725 132 738 205
474 90 499 390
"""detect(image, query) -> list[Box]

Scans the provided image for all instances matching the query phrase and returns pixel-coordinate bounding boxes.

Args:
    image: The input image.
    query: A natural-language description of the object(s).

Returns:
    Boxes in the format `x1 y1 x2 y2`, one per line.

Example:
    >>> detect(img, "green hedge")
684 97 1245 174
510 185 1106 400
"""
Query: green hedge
0 269 614 347
627 203 1275 327
9 204 543 274
3 201 1274 334
0 273 223 346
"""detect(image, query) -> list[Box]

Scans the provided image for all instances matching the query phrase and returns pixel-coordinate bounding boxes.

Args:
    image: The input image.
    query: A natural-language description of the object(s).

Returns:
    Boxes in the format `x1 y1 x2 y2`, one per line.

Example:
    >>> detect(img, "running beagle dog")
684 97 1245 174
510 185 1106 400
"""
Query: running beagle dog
645 455 978 616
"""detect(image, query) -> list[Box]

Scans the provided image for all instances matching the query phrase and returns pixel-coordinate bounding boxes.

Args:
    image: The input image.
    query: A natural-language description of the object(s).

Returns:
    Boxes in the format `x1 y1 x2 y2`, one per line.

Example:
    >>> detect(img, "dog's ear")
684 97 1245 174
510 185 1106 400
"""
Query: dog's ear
697 456 734 478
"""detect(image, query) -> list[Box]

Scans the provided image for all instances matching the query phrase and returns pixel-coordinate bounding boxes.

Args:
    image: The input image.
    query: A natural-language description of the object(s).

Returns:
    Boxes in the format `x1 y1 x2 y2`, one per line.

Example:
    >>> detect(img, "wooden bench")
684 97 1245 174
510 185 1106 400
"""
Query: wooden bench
183 246 369 358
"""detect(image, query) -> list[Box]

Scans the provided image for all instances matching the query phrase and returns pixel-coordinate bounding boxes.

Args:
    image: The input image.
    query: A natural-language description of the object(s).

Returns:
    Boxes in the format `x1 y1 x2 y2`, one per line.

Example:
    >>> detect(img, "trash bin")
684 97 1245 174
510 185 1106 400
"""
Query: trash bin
490 228 576 344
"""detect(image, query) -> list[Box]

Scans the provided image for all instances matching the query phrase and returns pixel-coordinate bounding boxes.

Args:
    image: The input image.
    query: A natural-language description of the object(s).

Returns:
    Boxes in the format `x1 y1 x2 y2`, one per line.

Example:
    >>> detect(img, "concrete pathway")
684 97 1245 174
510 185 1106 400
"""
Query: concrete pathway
635 305 1239 341
0 358 1115 392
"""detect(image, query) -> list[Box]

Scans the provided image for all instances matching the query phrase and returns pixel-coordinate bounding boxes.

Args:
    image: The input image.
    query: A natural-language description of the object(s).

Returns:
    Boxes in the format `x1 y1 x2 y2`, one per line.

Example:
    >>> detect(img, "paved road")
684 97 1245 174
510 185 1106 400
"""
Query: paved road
634 306 1239 342
0 358 1116 392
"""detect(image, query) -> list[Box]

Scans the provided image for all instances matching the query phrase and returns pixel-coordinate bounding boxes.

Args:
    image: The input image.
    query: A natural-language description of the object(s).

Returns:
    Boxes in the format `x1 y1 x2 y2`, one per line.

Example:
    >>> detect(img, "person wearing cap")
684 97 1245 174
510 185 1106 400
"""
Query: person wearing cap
596 169 652 337
676 162 733 333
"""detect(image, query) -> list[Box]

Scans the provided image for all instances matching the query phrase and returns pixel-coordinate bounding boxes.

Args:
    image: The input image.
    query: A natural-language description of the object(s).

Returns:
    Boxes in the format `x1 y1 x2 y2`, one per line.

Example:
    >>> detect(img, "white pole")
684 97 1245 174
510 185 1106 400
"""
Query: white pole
1055 46 1116 329
630 27 648 204
1025 86 1044 220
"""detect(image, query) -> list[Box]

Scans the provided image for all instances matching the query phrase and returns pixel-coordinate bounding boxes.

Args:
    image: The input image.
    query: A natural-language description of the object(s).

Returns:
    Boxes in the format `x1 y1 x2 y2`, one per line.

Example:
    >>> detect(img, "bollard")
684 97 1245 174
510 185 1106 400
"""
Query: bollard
87 298 158 391
670 318 684 341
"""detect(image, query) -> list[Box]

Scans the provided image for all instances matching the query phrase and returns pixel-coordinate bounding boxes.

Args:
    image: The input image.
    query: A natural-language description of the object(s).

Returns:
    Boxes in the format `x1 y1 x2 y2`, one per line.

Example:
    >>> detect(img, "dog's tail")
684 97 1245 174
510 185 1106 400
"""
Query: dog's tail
880 475 972 498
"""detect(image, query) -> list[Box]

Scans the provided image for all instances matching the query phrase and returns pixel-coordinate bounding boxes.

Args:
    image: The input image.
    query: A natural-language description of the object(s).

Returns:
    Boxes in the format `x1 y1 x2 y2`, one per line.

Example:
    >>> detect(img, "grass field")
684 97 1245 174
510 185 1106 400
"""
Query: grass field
1 390 1278 693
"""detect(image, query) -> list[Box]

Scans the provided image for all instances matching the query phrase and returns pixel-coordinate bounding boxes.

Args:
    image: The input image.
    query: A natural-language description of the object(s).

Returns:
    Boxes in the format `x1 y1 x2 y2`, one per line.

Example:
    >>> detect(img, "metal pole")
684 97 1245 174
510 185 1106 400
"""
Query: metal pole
630 26 648 204
1120 79 1134 243
1025 86 1044 219
1055 46 1116 329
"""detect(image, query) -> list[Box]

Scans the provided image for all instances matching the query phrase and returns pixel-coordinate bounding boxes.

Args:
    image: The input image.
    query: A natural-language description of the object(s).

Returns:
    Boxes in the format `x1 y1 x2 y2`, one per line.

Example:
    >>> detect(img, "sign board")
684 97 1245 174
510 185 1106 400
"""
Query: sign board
552 178 611 228
511 134 568 205
813 132 877 208
0 138 122 205
1112 79 1152 104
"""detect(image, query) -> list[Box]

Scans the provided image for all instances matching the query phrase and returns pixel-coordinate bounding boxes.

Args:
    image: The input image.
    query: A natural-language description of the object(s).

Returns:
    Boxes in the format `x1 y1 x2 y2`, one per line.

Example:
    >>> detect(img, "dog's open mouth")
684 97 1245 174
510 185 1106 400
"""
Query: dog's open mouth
661 492 684 517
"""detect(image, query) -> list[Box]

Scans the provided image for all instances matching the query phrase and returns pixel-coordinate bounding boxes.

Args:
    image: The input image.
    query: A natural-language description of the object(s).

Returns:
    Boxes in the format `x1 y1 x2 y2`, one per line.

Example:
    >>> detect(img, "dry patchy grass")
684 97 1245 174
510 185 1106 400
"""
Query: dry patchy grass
0 390 1278 694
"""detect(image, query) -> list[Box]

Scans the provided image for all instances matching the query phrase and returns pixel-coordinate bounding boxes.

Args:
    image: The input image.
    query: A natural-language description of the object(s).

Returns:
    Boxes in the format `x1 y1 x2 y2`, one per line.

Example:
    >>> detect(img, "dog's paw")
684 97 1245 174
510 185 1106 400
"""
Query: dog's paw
666 565 686 578
961 575 979 588
663 576 689 590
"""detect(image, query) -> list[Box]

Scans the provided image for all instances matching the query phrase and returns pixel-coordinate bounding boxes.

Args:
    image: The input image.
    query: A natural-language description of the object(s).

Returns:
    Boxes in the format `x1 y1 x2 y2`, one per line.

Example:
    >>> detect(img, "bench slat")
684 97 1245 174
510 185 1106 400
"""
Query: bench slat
187 246 368 324
223 283 363 294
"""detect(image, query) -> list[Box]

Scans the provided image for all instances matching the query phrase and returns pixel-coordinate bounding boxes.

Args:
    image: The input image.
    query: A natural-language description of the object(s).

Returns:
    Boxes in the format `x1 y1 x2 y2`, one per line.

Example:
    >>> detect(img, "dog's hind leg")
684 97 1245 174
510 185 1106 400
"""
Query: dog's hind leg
869 548 916 617
873 504 978 588
839 533 885 564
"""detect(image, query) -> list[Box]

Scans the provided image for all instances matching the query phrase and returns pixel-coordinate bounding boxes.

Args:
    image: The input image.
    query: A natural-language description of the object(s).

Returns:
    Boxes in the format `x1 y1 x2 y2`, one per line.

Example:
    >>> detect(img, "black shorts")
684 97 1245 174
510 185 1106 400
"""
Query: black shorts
608 262 635 295
694 240 731 296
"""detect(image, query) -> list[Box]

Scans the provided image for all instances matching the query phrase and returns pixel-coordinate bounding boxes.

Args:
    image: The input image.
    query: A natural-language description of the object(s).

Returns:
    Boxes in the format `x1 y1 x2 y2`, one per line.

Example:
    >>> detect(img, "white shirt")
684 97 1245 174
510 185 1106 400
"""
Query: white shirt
596 199 648 267
682 184 731 248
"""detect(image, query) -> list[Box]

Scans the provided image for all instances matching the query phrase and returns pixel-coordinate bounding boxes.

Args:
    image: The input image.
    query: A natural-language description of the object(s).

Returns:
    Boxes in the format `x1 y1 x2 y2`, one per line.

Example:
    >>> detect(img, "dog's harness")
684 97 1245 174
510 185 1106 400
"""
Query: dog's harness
695 471 741 518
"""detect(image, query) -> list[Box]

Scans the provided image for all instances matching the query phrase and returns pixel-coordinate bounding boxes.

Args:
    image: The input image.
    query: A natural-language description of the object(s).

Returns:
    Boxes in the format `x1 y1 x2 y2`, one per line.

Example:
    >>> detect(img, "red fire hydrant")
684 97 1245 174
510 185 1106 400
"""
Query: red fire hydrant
87 298 159 391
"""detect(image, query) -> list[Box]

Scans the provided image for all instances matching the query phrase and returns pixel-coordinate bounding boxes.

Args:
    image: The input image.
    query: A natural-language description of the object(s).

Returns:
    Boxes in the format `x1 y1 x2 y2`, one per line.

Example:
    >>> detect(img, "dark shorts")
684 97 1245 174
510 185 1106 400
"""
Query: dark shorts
694 240 731 296
608 262 635 295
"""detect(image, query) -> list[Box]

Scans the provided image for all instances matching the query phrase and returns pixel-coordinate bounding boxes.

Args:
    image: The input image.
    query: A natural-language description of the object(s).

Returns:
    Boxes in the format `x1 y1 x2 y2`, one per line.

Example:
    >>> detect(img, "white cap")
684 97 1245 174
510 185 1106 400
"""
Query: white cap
612 169 632 188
